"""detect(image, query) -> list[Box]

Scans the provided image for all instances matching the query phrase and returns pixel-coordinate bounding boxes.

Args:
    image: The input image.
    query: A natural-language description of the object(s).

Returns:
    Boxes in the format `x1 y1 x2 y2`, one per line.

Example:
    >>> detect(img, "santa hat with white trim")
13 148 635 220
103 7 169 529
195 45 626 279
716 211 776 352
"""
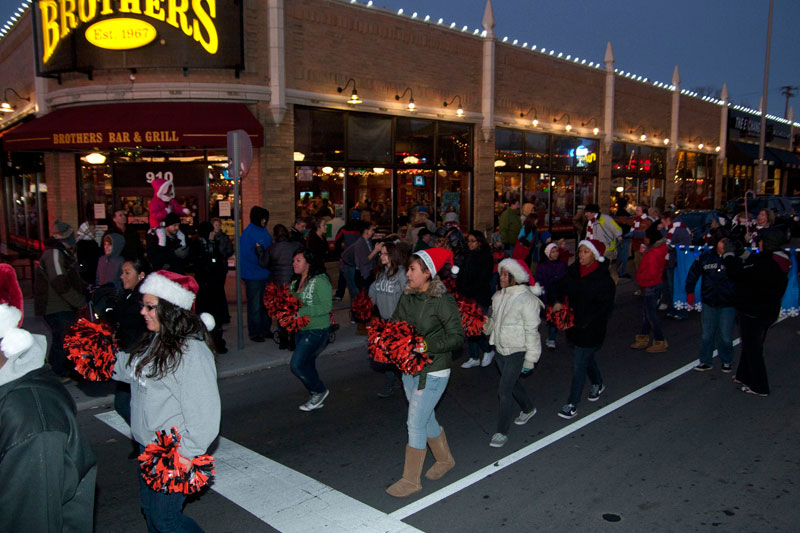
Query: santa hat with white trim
139 270 215 331
0 264 34 357
413 247 459 277
578 239 606 262
498 258 544 295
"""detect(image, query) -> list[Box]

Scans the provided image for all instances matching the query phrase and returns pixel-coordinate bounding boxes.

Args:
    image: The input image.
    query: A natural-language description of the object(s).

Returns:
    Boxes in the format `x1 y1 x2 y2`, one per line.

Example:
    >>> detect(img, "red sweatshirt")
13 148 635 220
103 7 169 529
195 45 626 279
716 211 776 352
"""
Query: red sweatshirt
635 242 668 288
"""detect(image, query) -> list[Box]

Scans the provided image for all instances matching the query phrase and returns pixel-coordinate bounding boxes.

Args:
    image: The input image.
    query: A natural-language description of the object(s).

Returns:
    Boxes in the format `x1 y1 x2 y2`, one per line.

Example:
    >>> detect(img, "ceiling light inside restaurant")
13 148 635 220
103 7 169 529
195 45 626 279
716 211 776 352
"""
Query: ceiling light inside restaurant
293 151 305 162
322 166 334 174
84 152 107 164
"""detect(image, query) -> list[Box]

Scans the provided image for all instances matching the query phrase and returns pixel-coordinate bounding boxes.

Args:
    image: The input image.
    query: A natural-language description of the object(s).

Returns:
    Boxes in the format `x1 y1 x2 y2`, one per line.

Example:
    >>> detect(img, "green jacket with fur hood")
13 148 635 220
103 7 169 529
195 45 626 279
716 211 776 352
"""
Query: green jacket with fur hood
392 278 464 389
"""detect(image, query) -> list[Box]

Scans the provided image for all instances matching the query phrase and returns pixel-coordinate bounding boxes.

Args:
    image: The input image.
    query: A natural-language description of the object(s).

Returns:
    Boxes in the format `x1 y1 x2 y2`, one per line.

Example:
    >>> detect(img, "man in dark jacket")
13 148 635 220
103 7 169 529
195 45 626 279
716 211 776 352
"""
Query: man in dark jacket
1 265 97 532
240 206 273 342
685 237 737 372
723 228 790 396
106 209 145 260
553 239 616 419
145 212 190 273
289 217 308 245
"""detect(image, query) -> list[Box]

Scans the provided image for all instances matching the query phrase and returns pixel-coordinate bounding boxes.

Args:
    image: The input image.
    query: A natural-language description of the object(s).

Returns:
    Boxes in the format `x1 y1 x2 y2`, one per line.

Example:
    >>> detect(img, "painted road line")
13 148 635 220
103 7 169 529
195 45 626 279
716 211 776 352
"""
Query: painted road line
390 338 743 520
95 411 421 533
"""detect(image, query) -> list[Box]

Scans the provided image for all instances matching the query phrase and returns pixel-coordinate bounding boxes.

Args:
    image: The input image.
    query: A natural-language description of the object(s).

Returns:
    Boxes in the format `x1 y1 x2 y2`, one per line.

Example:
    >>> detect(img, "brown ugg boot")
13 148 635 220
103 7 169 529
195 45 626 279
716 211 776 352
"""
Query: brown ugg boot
425 427 455 480
386 445 427 498
646 339 668 353
630 334 650 349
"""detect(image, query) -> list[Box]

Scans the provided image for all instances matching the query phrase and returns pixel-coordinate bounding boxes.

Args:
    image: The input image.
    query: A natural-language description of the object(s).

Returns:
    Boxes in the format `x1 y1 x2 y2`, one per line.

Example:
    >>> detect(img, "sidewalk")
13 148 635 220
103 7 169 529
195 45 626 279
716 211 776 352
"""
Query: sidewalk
21 296 366 412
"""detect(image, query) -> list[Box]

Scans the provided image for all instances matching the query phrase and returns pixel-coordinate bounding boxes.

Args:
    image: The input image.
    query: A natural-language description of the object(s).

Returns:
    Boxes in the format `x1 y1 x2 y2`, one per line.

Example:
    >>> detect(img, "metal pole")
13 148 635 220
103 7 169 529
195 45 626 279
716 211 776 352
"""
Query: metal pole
232 135 244 351
757 0 773 194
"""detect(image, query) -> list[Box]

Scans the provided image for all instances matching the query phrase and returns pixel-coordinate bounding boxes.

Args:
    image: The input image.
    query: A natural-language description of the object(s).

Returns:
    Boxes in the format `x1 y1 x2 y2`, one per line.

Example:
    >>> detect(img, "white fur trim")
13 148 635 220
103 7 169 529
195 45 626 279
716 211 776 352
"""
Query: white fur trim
530 282 544 297
450 265 460 275
140 273 195 310
578 239 605 262
1 328 34 358
200 313 215 332
414 250 436 277
498 258 530 283
0 304 22 338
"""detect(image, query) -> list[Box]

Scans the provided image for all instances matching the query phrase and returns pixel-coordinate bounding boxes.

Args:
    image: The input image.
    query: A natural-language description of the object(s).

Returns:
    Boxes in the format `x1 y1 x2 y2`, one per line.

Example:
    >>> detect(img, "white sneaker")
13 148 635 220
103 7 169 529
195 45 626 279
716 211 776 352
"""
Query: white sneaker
489 433 508 448
545 340 556 350
299 389 329 411
514 408 537 425
657 303 669 311
481 351 495 367
461 358 481 369
633 289 642 296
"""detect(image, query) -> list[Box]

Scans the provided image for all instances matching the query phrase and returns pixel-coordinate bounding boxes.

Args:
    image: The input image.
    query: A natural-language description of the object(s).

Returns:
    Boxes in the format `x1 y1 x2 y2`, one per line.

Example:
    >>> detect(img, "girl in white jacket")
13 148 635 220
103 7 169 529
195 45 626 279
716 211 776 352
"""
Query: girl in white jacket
484 258 543 448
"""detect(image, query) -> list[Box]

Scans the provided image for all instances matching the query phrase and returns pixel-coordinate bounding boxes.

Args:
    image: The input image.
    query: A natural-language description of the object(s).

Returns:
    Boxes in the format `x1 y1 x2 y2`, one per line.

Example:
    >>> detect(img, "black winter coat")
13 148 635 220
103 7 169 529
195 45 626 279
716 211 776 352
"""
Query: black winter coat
724 251 789 323
108 285 148 352
261 239 301 286
684 249 736 308
554 260 616 348
456 246 494 308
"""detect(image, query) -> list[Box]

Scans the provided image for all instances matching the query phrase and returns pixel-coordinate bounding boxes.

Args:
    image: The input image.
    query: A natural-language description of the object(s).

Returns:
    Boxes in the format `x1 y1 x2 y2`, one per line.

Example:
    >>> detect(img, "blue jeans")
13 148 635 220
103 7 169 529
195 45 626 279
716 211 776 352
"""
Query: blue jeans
640 284 664 341
664 267 687 318
138 449 203 533
699 305 736 365
290 329 330 394
568 345 602 406
547 322 558 342
340 263 358 300
617 237 632 277
401 373 448 449
243 278 270 338
44 310 78 376
467 335 491 360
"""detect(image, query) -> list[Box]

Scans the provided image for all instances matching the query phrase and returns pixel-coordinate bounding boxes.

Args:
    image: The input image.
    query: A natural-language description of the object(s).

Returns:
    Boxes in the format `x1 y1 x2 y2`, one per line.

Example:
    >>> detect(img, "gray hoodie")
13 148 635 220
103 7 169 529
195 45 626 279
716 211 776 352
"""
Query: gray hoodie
113 337 220 457
369 269 408 319
96 233 125 289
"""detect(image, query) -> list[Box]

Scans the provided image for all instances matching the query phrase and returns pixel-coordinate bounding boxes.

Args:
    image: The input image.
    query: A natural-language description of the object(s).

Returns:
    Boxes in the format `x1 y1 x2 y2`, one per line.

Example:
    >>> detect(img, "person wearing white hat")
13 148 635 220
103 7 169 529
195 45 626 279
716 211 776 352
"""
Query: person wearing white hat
0 264 97 532
113 270 220 531
386 248 464 498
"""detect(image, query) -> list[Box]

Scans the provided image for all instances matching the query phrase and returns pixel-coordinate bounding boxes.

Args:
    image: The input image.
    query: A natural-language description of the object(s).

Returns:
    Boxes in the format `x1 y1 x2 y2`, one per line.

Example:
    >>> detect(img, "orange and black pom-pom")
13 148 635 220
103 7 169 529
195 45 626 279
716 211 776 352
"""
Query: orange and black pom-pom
366 319 431 373
455 296 486 337
139 427 215 495
64 318 118 381
546 305 575 330
263 282 289 319
274 292 308 333
351 291 374 323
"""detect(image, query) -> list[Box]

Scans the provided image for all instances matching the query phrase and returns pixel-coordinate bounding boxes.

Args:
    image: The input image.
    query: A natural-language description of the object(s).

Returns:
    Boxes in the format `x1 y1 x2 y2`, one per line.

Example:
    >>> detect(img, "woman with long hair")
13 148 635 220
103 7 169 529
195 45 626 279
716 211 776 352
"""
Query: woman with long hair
368 240 409 397
289 247 333 411
458 230 495 368
306 217 330 269
113 270 220 531
386 248 464 498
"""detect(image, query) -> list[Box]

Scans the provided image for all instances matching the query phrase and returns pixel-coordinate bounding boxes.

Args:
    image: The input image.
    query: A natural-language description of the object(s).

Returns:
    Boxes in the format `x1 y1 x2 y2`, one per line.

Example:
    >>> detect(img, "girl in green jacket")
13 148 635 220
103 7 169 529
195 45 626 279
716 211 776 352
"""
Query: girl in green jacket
386 248 464 498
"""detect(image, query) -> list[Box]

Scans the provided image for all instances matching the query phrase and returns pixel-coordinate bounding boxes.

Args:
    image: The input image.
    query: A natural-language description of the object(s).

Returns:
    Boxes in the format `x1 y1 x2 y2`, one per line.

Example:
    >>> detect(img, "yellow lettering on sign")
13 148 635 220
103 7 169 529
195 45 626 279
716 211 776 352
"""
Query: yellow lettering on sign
77 0 96 23
40 0 59 64
192 0 217 54
59 0 78 38
85 18 157 50
100 0 114 15
144 0 166 21
119 0 142 15
166 0 192 36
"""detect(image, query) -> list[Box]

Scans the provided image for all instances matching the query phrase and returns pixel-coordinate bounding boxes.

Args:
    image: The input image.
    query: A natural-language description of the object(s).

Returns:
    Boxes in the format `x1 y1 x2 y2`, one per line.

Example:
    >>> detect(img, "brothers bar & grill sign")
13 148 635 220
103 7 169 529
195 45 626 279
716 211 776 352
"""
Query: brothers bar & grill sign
32 0 244 76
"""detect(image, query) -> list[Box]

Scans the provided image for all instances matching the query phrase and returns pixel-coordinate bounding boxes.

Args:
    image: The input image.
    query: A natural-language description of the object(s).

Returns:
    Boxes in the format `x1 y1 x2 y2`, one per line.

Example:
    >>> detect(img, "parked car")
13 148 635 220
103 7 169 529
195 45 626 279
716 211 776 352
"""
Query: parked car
674 210 721 245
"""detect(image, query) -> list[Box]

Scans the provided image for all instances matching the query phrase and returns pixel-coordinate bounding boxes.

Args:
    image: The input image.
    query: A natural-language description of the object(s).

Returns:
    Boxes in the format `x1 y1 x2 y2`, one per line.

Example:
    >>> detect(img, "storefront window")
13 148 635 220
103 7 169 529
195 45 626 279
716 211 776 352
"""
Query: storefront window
79 161 113 226
494 171 522 228
523 173 550 229
525 133 549 171
396 118 434 165
436 170 470 229
346 168 392 232
347 115 392 163
4 152 46 250
675 151 715 209
612 142 666 210
294 108 345 162
396 168 434 222
296 166 345 219
495 129 523 170
437 122 472 167
550 174 575 233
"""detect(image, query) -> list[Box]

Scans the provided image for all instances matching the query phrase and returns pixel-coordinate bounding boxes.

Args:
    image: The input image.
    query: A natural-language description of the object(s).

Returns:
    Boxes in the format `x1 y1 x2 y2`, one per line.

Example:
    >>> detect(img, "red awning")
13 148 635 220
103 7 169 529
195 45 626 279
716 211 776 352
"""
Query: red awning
2 102 263 151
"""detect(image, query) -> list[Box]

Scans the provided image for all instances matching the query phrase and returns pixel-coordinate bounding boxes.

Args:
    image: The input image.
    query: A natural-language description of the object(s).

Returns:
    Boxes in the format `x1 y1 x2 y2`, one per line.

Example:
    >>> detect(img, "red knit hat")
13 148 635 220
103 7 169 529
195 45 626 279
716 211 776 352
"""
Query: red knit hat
579 239 606 262
139 270 215 331
414 247 459 277
0 264 33 356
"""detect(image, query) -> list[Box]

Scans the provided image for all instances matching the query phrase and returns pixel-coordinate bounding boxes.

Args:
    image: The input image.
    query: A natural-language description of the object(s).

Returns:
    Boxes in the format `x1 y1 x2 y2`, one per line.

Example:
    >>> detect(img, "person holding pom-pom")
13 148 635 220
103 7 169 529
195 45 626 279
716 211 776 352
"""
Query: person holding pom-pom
113 270 220 531
386 248 464 498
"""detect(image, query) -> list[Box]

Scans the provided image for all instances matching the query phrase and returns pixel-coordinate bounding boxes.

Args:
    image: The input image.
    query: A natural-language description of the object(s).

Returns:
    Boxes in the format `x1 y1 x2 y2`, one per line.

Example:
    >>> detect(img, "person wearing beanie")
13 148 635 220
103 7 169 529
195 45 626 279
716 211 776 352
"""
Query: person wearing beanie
552 239 616 419
34 220 87 378
145 212 189 273
684 237 737 372
722 228 790 396
484 258 544 448
240 206 273 342
458 230 496 368
631 225 669 353
535 242 569 349
288 247 333 412
386 247 464 498
0 264 97 532
113 270 220 530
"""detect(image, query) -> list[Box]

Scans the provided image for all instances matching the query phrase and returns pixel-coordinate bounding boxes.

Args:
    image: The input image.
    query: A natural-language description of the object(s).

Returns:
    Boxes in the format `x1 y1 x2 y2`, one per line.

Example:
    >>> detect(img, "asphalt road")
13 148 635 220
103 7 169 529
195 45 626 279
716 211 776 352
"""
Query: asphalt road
81 279 800 532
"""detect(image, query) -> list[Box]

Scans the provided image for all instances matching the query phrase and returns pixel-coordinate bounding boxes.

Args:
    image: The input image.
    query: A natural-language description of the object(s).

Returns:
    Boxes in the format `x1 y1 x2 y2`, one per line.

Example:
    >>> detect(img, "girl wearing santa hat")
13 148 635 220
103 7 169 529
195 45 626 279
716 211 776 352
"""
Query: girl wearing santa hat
551 239 616 420
386 248 465 498
483 258 544 448
112 270 221 531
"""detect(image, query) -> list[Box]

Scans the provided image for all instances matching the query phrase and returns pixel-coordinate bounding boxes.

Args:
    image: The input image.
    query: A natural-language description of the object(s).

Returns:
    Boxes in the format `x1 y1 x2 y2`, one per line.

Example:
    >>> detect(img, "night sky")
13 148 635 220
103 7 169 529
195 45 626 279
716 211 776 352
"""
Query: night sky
1 0 798 120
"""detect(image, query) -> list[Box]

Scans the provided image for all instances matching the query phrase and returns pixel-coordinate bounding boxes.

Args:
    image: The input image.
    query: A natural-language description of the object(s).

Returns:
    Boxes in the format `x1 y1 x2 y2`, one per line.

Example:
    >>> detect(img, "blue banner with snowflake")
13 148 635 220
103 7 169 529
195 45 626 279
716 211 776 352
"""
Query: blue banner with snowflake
673 246 798 317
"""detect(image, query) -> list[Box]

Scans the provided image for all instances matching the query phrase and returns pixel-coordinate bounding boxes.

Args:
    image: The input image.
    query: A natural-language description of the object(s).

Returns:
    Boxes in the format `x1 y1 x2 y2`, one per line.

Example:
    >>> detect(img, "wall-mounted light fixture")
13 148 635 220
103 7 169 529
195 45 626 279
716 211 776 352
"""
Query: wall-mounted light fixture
443 95 464 117
0 88 31 113
337 78 362 104
687 136 704 150
630 125 647 142
581 117 600 136
553 113 572 132
520 106 539 127
83 153 107 165
395 87 416 111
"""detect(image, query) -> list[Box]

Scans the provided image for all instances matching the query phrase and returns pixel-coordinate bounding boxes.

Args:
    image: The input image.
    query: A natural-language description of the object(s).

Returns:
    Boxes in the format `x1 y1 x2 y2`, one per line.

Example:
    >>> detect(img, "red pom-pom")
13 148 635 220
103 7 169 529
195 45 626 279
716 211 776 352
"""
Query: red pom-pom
139 427 215 495
351 291 374 323
455 296 486 337
64 318 118 381
442 276 457 294
546 303 575 330
366 319 431 373
273 291 309 333
263 283 289 319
